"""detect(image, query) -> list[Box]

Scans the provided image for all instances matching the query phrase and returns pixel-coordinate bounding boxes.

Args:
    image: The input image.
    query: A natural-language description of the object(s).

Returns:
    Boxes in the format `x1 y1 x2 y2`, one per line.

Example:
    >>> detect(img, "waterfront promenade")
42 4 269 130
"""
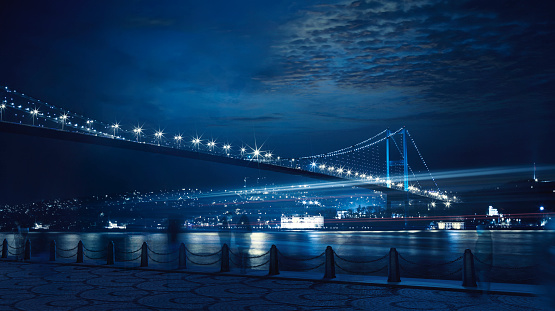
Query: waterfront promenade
0 260 551 310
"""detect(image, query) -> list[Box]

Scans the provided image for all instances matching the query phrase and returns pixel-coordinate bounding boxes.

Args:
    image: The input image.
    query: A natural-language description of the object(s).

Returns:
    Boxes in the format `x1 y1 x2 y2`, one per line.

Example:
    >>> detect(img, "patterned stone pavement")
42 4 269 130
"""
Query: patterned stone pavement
0 261 551 310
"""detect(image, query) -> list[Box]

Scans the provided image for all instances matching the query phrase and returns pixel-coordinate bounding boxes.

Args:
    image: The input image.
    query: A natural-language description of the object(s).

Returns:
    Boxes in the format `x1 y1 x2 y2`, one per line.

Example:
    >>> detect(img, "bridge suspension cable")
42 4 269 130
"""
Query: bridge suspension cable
299 128 403 159
1 85 452 201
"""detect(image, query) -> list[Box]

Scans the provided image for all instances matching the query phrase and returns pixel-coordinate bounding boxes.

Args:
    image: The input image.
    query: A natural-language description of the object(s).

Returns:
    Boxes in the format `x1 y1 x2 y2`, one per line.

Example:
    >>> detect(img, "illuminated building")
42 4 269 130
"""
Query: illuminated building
281 215 324 229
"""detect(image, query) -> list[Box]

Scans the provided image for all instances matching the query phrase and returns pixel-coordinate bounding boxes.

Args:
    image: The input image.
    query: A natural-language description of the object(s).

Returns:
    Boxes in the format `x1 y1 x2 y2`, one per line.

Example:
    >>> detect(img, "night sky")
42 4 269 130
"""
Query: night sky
1 0 555 202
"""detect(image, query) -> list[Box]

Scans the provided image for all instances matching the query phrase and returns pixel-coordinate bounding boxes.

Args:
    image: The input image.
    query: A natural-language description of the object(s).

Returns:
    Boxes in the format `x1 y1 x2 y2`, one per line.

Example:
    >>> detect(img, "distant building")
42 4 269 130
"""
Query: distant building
437 221 465 230
281 215 324 229
488 206 499 216
336 211 348 219
105 221 126 230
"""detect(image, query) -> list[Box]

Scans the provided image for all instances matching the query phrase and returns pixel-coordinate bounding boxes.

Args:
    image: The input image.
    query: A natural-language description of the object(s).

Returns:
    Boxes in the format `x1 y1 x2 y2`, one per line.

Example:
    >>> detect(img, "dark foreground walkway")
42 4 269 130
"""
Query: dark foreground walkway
0 261 551 310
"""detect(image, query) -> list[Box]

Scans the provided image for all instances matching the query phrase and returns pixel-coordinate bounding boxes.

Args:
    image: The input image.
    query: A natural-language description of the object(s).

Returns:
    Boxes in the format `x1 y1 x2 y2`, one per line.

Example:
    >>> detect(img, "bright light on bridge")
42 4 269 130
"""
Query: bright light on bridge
0 103 5 121
207 140 216 151
253 148 261 158
111 123 120 137
30 108 39 125
60 114 68 130
191 137 201 150
133 125 143 142
154 130 164 145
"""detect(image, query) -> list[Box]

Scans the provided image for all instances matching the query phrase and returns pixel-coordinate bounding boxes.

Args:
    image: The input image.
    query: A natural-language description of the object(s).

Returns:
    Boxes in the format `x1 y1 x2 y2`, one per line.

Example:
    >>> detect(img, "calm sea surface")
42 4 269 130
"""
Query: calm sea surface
1 230 553 284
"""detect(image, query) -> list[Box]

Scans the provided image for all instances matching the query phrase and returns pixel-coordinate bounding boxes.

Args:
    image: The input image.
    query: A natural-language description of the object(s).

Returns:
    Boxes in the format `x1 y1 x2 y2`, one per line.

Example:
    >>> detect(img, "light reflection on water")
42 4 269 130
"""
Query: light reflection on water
1 230 549 259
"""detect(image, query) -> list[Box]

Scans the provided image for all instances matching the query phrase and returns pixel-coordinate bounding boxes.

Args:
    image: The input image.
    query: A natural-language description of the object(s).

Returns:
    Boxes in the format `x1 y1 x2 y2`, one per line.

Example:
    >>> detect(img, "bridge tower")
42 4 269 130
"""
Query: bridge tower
386 127 408 191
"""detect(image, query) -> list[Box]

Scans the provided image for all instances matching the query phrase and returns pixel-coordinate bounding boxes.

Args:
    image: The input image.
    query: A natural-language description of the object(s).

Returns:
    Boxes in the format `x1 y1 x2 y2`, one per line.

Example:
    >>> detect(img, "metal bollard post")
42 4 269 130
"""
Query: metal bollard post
106 241 115 265
324 246 335 279
76 241 84 263
388 248 401 282
221 244 230 272
462 249 477 287
178 243 187 269
269 245 279 275
2 239 8 258
140 242 148 267
24 239 31 260
49 240 56 261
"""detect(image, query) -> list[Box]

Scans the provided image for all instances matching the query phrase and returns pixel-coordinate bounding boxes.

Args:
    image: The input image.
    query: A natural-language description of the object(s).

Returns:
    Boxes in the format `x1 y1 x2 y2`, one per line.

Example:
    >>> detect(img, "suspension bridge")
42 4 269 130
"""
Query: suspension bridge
0 86 456 206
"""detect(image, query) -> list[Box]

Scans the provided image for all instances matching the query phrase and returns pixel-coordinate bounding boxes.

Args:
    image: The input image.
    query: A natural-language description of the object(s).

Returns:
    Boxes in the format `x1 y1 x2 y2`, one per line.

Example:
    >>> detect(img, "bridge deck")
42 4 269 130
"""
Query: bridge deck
0 121 415 200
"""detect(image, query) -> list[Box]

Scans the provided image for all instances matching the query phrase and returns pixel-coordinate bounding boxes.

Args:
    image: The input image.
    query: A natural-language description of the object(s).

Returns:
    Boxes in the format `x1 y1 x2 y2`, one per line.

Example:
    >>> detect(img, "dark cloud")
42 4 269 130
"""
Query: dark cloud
0 0 553 172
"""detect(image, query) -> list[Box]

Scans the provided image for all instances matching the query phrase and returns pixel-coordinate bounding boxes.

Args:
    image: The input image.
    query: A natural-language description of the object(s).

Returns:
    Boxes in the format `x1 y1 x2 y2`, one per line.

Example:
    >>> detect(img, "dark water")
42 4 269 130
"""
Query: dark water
1 230 553 284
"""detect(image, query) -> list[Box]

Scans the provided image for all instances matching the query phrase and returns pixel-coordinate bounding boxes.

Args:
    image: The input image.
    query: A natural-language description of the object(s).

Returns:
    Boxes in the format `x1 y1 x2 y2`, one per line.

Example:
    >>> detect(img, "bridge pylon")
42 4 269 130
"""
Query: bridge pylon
386 127 408 191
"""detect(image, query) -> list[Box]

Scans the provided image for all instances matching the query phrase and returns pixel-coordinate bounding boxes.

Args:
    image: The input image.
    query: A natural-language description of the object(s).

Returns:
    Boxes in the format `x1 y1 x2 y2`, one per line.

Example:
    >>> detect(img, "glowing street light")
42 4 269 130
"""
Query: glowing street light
346 170 352 177
111 123 120 137
251 147 263 161
240 147 246 156
264 152 273 160
59 114 68 130
0 102 5 121
174 134 183 147
310 161 317 171
207 140 216 151
154 130 164 145
133 125 143 142
86 120 93 131
30 108 39 125
223 144 231 155
191 137 201 150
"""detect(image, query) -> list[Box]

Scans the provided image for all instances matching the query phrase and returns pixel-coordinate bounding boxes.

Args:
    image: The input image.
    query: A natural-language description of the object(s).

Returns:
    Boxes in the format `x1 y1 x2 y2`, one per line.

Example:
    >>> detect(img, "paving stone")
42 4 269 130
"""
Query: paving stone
0 260 550 310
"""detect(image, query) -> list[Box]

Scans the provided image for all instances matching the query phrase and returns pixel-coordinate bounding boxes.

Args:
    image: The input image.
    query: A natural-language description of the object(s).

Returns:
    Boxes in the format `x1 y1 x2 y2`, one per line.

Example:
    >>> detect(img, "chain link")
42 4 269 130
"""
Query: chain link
7 244 24 250
334 251 388 264
57 252 77 259
147 253 178 264
116 253 142 262
84 253 105 260
280 260 325 271
334 261 388 274
186 256 221 266
8 250 24 256
83 245 106 253
277 250 325 261
57 245 78 252
185 247 222 257
398 253 463 267
116 246 143 254
147 245 177 256
246 259 270 269
229 248 270 259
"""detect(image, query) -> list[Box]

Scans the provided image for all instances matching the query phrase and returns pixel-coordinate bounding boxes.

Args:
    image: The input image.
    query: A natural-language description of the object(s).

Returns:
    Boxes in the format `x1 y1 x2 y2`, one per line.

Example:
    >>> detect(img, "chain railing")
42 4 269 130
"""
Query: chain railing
333 251 389 275
0 238 542 286
398 252 464 279
228 248 271 270
276 249 327 272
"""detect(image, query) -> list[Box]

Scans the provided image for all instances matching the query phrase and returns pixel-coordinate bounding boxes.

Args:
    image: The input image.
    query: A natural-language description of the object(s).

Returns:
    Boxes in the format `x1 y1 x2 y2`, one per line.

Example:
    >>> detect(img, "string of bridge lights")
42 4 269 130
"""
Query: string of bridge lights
1 86 453 202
